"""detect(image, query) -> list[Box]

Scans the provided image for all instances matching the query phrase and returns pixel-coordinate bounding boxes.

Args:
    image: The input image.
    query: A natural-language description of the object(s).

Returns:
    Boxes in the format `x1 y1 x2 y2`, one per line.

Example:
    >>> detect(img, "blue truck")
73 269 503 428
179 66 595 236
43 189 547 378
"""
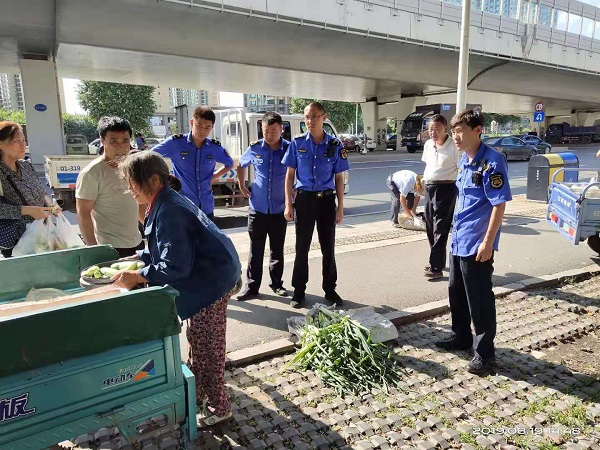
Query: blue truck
547 168 600 255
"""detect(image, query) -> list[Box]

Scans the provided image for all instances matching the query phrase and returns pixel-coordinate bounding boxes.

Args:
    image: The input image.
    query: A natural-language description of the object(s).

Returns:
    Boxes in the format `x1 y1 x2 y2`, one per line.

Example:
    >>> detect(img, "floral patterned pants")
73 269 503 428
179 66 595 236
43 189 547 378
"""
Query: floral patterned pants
186 291 232 416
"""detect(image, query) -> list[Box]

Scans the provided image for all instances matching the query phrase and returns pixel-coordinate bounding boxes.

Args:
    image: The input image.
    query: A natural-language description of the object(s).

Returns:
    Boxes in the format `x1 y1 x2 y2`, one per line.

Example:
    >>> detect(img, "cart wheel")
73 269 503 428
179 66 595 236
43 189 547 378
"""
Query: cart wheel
587 233 600 255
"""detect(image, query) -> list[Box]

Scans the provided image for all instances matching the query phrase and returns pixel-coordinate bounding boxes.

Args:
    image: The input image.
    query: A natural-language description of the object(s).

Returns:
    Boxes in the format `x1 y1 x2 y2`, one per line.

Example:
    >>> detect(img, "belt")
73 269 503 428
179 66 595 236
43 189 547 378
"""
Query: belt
297 189 335 198
425 180 456 185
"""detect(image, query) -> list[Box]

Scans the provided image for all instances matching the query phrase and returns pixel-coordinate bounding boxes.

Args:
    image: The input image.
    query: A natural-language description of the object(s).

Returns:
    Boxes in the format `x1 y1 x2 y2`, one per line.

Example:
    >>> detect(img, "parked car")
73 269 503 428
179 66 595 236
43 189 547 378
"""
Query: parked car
142 137 162 150
365 136 376 151
483 136 539 161
88 138 101 155
516 135 552 153
340 134 359 152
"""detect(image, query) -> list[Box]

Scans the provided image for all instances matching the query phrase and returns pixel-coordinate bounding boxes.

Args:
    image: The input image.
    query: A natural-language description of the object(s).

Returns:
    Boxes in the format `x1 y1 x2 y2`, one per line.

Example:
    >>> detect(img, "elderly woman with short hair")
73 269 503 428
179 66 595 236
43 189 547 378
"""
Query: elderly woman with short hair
0 121 57 258
112 151 241 427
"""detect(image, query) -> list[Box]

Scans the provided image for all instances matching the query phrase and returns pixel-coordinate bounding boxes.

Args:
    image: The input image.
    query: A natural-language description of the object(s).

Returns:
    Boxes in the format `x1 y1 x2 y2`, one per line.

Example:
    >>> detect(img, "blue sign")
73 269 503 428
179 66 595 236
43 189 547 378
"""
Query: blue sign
533 111 545 123
442 104 451 111
34 104 47 112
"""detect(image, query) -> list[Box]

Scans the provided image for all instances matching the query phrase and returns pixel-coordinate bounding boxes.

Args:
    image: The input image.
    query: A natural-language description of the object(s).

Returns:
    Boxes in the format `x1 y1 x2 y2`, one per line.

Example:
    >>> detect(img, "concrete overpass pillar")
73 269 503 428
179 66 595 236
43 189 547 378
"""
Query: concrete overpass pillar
20 59 65 165
360 101 388 150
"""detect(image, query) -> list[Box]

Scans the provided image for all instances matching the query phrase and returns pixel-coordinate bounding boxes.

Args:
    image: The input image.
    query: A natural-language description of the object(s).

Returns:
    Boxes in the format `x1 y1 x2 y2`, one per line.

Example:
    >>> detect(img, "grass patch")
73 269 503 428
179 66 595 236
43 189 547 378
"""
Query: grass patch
547 402 589 429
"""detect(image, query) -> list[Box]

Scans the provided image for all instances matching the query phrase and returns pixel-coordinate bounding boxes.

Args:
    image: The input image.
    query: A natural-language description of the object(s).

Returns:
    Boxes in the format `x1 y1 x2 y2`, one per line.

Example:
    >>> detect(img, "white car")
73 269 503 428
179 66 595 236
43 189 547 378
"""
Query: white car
88 139 101 155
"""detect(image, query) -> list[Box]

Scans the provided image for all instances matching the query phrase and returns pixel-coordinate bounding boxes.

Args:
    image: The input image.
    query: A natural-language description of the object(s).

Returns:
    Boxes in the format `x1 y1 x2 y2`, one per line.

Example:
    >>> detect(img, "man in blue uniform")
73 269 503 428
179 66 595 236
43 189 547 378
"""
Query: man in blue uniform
236 112 290 301
435 109 512 374
282 102 350 308
153 106 233 222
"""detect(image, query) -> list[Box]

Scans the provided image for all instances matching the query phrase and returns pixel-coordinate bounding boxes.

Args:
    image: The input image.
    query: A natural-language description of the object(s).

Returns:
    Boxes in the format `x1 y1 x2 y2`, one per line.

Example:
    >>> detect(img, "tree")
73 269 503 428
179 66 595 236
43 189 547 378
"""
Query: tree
484 113 520 128
0 108 25 124
290 98 360 133
62 114 98 142
77 81 156 134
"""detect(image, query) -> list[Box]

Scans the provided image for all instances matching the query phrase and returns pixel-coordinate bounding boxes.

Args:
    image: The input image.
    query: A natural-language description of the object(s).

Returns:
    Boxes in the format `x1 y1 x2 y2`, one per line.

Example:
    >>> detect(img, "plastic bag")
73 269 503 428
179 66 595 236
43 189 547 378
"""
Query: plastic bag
342 306 398 343
25 287 67 302
397 215 426 231
12 219 67 256
55 213 84 248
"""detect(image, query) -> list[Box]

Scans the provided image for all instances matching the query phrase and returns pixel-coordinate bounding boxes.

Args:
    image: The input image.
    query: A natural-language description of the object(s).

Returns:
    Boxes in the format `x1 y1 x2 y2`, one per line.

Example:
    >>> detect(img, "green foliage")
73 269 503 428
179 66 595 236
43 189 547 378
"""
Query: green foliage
484 113 521 128
0 108 25 124
291 98 361 133
77 81 157 134
62 113 98 142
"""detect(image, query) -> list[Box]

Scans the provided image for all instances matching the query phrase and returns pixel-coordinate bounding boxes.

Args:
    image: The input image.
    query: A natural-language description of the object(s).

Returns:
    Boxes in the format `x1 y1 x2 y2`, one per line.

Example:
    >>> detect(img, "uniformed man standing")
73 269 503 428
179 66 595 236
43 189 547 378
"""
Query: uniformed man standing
153 106 233 222
435 110 512 374
282 102 350 308
422 114 461 280
236 112 290 301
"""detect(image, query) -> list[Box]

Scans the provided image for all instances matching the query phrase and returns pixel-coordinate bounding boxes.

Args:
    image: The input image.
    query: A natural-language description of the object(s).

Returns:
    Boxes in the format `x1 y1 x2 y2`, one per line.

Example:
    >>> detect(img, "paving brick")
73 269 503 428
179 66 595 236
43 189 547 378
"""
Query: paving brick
354 440 375 450
385 431 403 445
400 427 417 440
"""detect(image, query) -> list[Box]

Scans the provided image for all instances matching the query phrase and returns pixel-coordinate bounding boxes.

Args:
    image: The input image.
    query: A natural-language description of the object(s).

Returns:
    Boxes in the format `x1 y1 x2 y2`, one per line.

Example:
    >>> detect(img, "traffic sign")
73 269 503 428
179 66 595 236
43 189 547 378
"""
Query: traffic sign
533 111 545 122
535 102 544 112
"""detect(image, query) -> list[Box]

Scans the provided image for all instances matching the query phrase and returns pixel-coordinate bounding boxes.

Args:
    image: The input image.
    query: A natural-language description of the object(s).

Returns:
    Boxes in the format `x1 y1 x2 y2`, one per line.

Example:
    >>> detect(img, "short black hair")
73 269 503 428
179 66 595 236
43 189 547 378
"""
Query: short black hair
430 114 447 127
262 111 282 125
306 101 325 113
193 106 216 124
97 116 133 139
450 109 484 130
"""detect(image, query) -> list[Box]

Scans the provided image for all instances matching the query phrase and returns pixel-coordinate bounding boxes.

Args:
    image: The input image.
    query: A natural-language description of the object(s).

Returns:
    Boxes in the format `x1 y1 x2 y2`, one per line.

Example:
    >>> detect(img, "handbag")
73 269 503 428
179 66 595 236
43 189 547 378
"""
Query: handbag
0 175 29 250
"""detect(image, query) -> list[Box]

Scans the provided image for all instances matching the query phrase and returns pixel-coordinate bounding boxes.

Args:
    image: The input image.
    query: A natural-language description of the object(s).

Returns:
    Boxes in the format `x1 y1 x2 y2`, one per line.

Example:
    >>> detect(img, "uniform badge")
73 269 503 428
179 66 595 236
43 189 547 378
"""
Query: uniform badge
298 148 307 153
340 149 348 160
255 154 262 159
180 151 189 159
206 155 214 159
489 173 504 189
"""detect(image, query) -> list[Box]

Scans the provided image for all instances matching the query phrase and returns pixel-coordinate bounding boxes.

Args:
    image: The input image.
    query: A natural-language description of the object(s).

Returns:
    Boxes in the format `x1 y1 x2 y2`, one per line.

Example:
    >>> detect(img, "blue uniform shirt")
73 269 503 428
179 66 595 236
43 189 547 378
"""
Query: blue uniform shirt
451 142 512 257
153 132 234 215
239 138 289 215
282 132 350 191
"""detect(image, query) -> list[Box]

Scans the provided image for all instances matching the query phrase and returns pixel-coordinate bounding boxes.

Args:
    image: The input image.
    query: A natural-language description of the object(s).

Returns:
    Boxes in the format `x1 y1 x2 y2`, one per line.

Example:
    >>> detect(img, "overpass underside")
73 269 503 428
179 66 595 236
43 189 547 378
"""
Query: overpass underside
1 0 600 158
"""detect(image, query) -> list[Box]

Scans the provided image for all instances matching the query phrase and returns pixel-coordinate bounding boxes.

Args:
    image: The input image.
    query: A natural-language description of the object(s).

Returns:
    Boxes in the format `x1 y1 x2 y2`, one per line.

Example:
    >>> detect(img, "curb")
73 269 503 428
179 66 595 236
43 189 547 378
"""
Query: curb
225 262 600 368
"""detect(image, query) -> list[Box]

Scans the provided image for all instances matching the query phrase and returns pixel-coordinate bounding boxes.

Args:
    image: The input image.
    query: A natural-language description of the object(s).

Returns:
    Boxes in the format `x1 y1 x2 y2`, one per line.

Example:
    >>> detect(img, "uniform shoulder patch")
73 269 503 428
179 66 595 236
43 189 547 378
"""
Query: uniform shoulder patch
489 173 504 189
172 134 183 139
250 140 259 146
340 148 348 160
329 138 341 147
211 138 222 146
294 133 306 139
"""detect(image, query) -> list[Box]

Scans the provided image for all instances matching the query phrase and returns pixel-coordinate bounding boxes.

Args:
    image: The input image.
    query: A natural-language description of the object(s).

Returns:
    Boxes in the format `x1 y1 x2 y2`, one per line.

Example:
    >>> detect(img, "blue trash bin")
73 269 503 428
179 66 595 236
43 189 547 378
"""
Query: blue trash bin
557 152 579 182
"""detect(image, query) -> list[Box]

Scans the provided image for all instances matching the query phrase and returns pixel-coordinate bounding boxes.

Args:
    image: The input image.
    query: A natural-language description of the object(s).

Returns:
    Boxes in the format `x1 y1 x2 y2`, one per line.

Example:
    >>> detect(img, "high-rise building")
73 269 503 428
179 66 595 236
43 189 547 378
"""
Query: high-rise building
169 88 218 108
0 73 25 111
244 94 291 114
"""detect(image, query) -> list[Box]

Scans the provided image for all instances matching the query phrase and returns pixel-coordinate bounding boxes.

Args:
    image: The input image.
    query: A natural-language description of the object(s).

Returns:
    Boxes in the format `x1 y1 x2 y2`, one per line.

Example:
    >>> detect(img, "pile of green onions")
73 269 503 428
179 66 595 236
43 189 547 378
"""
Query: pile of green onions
283 307 405 396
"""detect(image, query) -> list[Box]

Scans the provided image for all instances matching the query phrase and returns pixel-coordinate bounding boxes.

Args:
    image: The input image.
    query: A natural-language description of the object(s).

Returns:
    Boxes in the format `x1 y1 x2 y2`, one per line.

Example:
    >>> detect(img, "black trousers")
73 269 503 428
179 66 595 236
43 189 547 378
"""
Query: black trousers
424 183 458 271
448 254 496 360
292 193 337 294
115 241 145 259
246 210 287 293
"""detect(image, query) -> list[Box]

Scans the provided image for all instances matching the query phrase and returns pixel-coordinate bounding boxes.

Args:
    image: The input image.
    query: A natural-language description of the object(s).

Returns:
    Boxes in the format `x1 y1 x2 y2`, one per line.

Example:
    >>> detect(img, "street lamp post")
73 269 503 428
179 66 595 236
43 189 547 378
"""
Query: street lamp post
456 0 471 111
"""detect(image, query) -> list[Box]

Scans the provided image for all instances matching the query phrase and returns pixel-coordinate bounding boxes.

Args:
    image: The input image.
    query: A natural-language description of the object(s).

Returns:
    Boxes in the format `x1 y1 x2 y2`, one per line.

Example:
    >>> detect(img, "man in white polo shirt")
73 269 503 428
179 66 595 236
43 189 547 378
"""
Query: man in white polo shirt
422 114 461 280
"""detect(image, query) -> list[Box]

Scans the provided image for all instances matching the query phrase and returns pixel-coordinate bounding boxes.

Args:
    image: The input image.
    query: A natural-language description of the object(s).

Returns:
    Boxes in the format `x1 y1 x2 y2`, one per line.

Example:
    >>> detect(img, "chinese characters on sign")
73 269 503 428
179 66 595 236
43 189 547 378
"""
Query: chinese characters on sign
0 393 36 422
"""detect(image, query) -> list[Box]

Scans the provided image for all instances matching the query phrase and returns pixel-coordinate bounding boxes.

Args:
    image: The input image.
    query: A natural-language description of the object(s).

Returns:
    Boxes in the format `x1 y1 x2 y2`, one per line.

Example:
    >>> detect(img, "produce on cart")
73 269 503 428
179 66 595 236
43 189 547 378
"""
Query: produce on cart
283 305 406 396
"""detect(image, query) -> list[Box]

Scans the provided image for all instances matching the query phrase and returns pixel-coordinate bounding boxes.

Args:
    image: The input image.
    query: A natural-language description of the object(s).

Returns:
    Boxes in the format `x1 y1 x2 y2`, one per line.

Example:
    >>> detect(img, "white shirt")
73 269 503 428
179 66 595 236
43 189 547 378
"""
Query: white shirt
422 135 461 182
391 170 418 197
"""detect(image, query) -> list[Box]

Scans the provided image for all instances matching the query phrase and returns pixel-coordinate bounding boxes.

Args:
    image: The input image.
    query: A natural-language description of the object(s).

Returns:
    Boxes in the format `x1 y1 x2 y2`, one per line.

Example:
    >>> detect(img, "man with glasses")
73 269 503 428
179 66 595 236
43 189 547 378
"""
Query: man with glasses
153 106 233 222
282 102 350 308
422 114 461 280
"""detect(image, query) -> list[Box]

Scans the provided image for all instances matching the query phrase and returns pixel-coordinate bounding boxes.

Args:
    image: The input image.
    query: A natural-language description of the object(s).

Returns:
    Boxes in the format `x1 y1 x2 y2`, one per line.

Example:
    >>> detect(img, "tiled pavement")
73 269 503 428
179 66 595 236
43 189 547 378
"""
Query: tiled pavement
195 276 600 449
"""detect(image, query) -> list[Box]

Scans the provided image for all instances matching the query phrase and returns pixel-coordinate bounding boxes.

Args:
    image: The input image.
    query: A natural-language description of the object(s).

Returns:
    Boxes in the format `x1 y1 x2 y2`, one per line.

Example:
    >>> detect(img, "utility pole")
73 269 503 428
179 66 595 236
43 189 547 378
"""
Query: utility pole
456 0 471 111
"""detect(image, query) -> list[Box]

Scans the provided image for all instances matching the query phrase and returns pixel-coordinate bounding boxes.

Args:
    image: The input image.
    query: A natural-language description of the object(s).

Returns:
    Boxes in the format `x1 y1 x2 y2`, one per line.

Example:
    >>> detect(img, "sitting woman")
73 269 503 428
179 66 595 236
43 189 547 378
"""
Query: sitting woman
0 121 58 258
112 151 241 427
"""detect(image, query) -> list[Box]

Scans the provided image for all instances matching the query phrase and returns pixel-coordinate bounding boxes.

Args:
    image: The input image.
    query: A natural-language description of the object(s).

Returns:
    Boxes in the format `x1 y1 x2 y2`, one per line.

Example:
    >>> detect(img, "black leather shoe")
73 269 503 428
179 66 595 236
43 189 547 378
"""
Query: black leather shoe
435 335 473 351
236 290 260 301
290 292 305 309
467 355 496 374
324 290 343 306
272 286 289 297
